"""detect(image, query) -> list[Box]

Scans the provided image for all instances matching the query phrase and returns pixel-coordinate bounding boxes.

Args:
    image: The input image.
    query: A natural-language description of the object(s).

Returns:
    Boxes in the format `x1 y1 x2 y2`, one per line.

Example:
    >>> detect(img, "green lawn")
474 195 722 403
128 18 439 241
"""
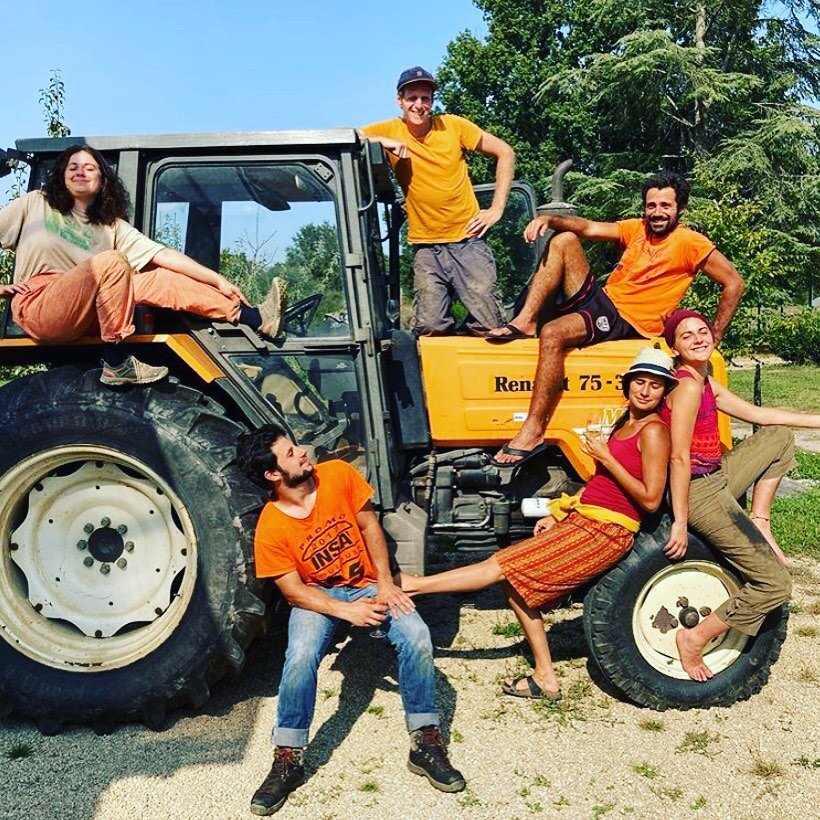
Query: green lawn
728 365 820 413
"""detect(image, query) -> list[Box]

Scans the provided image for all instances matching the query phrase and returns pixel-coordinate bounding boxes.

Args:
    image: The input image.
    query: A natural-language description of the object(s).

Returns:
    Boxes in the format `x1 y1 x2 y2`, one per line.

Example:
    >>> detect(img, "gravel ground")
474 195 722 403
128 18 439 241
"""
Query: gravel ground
1 560 818 820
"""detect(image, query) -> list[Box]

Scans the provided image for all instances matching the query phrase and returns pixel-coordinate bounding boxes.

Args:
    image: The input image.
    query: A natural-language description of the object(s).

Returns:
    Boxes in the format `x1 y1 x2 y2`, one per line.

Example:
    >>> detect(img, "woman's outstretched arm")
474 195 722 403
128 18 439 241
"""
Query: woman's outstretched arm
150 247 249 305
711 381 820 428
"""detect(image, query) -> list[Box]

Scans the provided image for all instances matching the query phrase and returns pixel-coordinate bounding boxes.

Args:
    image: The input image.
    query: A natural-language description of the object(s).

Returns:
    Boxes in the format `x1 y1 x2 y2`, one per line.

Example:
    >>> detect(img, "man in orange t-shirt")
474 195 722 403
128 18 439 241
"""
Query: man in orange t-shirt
361 66 515 335
490 172 745 466
236 425 464 815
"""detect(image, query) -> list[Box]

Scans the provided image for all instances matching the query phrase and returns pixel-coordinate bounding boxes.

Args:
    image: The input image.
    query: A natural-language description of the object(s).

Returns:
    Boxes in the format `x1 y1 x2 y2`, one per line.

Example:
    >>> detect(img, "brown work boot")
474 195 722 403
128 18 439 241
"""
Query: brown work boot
249 746 305 816
407 725 466 792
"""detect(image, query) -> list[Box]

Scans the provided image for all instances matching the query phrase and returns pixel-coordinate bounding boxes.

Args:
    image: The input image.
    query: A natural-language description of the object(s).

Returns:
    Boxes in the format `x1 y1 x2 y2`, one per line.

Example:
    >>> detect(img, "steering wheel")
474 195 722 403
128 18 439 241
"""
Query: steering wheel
283 293 323 337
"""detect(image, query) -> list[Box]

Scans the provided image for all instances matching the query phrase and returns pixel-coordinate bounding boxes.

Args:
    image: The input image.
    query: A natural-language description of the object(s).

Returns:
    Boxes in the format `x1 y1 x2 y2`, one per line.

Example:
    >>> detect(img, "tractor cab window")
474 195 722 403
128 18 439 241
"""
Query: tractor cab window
152 162 348 338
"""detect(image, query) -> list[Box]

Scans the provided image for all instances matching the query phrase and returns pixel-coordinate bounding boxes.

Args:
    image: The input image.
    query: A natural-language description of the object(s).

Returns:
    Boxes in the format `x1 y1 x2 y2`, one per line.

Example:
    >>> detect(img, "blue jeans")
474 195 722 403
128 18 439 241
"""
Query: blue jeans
273 583 439 748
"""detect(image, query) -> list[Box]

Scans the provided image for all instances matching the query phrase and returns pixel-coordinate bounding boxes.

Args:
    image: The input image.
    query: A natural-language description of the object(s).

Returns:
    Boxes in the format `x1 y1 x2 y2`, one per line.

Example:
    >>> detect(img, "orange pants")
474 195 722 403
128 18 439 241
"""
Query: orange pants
11 250 239 343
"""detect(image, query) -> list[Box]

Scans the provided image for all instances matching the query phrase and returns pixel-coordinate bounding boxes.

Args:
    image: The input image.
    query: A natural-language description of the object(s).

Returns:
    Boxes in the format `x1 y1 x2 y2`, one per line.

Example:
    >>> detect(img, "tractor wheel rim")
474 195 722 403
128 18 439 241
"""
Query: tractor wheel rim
0 446 197 672
632 560 750 679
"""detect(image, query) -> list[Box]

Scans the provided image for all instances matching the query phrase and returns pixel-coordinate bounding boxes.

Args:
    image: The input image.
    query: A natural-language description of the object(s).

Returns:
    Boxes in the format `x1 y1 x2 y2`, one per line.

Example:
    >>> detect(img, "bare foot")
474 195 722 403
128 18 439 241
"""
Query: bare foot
675 629 714 681
750 515 792 568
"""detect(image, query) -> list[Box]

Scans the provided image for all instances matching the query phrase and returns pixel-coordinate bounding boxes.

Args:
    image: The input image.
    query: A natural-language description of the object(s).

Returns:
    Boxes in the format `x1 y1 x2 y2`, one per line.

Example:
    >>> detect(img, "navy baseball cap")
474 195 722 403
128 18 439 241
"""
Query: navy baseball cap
397 66 438 93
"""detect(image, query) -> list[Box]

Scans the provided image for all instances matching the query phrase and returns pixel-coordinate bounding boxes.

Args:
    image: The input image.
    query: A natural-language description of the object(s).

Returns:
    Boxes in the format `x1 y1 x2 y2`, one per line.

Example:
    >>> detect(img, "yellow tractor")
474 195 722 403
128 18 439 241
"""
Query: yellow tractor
0 135 785 733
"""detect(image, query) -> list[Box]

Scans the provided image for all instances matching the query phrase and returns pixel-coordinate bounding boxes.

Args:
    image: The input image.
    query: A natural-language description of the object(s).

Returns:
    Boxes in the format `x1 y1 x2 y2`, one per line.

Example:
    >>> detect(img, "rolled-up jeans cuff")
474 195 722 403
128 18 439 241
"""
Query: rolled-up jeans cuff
272 727 309 748
407 712 439 733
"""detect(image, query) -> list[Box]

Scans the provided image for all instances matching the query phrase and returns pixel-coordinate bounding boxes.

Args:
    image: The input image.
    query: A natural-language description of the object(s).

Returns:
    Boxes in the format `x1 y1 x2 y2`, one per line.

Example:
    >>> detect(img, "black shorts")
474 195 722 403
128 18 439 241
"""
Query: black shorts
554 272 643 345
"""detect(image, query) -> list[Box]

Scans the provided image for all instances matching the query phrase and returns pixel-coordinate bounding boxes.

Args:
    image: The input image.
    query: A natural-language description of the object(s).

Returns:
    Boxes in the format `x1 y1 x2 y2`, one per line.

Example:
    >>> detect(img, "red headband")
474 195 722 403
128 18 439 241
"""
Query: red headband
663 309 712 348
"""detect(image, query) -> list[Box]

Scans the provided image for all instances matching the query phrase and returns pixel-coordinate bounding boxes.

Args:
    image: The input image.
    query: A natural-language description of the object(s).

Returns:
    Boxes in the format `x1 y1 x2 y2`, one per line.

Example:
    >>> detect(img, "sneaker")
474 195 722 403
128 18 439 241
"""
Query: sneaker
408 725 466 793
250 746 305 816
100 356 168 386
257 277 288 339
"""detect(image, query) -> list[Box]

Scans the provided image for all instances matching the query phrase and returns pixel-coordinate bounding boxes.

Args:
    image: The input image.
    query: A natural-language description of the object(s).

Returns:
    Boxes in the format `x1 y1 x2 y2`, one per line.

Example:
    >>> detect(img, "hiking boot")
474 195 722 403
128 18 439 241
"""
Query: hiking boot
100 356 168 386
407 725 466 793
257 277 288 339
249 746 305 816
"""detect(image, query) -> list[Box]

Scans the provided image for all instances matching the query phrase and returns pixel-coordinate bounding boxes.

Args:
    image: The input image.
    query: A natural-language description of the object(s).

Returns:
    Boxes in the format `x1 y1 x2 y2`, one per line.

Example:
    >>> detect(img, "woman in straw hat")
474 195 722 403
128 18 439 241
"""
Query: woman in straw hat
401 347 676 700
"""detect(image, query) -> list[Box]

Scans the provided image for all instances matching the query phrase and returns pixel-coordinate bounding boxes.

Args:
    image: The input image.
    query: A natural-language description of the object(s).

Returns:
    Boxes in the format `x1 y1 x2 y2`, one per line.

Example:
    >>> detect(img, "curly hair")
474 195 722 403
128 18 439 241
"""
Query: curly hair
236 423 288 490
641 171 690 210
42 144 130 225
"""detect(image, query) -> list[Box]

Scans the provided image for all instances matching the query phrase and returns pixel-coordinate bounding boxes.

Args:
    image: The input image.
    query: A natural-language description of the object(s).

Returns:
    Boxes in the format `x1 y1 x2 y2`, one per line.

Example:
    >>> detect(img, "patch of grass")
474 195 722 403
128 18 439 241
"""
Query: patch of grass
750 758 784 779
520 786 531 798
787 602 803 614
592 802 615 817
794 450 820 480
795 625 818 637
358 781 379 793
366 705 384 717
792 756 820 769
810 600 820 616
5 744 33 761
458 791 481 808
638 718 664 732
532 774 551 788
554 795 570 807
451 728 463 743
729 366 820 413
320 688 336 700
771 488 820 560
526 801 543 812
632 762 658 779
677 729 720 757
691 796 707 811
493 620 524 638
796 666 818 683
651 785 683 802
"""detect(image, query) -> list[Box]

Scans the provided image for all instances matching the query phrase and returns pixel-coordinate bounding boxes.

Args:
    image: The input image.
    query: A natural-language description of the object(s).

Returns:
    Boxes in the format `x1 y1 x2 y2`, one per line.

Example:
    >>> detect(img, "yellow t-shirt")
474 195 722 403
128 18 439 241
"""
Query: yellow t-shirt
362 114 484 244
0 190 164 284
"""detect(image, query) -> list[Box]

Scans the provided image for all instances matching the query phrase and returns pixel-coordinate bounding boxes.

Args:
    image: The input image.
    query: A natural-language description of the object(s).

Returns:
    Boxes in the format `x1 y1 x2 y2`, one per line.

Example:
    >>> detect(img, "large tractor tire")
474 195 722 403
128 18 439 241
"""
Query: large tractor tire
0 367 267 733
584 519 788 710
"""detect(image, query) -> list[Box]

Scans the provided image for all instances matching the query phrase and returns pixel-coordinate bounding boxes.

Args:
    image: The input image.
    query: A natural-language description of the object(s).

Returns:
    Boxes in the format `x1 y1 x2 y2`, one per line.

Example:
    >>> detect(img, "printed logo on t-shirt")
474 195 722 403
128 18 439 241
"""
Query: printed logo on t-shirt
299 514 366 586
45 209 94 251
596 316 611 332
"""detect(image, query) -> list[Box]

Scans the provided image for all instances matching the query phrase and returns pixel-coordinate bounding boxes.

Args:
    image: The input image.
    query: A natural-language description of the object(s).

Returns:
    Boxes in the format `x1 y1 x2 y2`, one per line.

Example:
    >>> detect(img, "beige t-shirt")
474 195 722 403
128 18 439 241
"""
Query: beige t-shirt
0 191 164 284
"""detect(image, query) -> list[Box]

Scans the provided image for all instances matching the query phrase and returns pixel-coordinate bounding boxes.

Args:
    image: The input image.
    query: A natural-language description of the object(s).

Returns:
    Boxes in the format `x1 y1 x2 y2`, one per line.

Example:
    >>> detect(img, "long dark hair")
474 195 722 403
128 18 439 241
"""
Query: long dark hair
42 144 130 225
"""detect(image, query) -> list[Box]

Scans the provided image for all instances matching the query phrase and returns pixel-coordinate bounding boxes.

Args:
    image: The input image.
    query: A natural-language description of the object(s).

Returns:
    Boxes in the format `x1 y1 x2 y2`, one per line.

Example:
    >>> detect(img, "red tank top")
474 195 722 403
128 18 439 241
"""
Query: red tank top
579 425 654 523
660 369 722 475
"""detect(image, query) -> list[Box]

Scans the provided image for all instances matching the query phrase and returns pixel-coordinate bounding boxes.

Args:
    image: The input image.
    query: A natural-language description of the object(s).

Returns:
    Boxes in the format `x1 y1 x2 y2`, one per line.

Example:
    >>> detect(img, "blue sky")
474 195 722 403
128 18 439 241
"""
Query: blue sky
1 0 486 201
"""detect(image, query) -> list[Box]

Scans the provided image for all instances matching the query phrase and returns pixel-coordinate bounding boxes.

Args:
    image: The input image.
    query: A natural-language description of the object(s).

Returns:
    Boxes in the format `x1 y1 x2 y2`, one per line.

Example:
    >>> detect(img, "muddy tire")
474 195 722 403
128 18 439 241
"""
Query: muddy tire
0 367 267 732
584 517 788 710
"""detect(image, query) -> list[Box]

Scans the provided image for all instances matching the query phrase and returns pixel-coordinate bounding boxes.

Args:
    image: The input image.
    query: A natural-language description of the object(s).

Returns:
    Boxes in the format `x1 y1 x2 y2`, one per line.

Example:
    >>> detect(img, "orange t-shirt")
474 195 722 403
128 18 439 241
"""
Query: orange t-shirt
603 219 716 336
253 460 376 588
361 114 483 244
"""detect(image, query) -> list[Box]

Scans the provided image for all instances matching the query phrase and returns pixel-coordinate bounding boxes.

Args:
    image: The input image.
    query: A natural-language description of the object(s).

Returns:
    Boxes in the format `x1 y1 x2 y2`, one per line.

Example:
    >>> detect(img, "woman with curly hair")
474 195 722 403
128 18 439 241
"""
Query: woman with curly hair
0 144 286 385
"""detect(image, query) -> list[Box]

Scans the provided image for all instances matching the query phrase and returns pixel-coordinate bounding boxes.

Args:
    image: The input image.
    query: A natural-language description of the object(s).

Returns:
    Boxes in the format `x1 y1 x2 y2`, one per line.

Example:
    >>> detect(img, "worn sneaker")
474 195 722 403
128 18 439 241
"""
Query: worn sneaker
257 276 288 339
250 746 305 816
100 356 168 386
408 725 466 793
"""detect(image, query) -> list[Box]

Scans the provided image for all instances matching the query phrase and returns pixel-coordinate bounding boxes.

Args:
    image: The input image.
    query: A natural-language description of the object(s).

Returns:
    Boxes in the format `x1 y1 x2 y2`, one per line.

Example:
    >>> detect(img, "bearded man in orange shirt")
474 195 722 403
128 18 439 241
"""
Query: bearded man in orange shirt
490 172 745 465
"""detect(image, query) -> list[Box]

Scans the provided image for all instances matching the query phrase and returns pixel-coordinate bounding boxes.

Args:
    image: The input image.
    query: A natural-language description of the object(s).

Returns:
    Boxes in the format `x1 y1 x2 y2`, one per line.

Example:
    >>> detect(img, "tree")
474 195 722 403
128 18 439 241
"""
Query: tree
438 1 819 351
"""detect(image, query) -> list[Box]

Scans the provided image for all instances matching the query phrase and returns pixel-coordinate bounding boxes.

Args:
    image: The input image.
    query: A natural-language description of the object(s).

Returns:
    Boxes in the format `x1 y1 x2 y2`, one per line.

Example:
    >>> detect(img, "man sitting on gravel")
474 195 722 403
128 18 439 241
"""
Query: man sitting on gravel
237 425 465 816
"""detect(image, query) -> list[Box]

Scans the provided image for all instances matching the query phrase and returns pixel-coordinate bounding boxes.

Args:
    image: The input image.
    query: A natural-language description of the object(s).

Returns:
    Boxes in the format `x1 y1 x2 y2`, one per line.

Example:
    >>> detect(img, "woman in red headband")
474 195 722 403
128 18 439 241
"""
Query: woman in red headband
661 309 820 681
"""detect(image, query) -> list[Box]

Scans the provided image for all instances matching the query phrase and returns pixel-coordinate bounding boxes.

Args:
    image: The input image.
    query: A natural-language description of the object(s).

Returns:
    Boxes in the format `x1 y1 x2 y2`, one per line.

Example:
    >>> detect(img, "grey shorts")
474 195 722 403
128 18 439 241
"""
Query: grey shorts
412 238 505 336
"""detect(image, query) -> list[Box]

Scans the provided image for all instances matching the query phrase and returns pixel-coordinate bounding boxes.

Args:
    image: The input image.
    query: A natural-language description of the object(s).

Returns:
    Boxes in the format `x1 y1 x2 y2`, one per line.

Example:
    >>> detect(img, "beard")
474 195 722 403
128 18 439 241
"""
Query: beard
279 463 315 488
647 213 680 237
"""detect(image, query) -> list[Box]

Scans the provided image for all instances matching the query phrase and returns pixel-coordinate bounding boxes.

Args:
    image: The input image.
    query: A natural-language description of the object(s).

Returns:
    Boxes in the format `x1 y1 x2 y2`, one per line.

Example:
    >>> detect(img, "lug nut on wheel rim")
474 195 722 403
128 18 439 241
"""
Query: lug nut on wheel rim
83 556 94 567
76 540 87 550
100 563 111 575
84 523 94 534
116 558 127 569
125 541 134 552
100 517 111 528
117 524 127 535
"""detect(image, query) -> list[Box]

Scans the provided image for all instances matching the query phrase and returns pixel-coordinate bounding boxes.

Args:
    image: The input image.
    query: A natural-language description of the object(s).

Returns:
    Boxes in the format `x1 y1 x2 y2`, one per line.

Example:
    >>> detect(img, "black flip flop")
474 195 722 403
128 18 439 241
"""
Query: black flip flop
485 323 535 344
491 441 549 468
502 675 562 701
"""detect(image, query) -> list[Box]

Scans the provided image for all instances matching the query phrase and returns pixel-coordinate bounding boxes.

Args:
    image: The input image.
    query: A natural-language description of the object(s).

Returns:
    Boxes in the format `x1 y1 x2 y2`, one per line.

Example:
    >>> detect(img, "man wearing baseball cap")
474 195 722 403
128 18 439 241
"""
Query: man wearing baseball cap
361 66 515 336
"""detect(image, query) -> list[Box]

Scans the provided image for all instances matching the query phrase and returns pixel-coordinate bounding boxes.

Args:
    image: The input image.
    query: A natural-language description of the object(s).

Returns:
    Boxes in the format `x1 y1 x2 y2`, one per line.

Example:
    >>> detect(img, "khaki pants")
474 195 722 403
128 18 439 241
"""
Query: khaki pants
12 250 238 344
687 426 795 635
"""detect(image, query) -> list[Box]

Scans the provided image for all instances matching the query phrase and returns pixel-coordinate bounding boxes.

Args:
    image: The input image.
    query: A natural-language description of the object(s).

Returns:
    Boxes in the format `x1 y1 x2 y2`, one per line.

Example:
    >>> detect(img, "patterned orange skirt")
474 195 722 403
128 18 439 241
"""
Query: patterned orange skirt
496 512 635 610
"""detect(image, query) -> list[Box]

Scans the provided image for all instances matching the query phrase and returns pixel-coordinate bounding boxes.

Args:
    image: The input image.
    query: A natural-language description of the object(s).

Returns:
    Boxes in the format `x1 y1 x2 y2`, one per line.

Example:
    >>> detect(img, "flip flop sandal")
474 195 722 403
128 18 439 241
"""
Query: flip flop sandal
502 675 562 701
485 323 535 343
490 441 549 468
